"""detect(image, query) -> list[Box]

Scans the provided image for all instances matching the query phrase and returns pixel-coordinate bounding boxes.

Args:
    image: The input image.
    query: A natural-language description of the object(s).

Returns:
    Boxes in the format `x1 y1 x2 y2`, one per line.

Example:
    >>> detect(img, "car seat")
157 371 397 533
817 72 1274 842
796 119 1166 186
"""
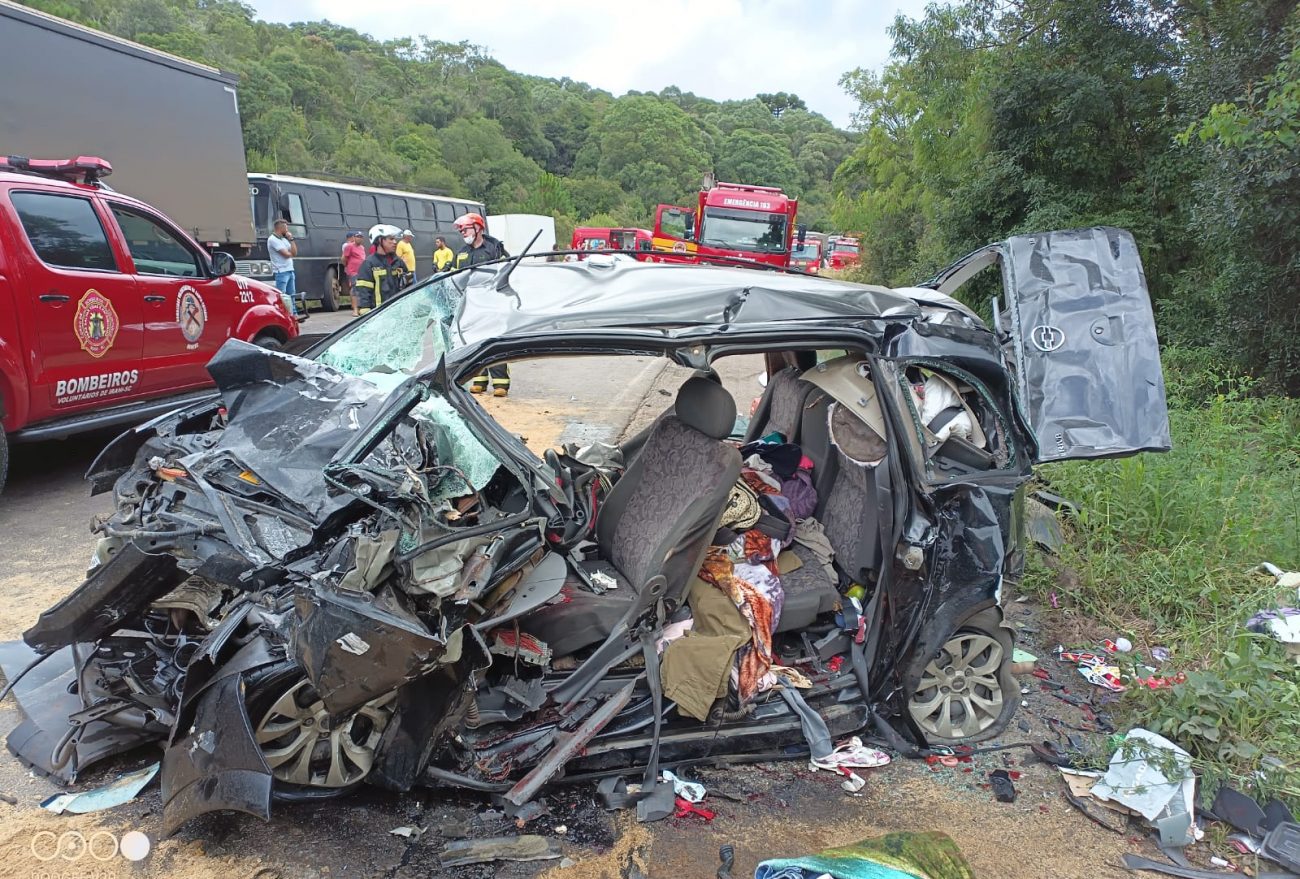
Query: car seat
522 377 742 657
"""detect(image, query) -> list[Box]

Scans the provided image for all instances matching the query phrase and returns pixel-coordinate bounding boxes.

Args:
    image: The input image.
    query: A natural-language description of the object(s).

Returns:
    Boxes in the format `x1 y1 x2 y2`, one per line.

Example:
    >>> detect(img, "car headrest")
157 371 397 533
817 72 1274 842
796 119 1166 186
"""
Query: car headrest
675 376 736 440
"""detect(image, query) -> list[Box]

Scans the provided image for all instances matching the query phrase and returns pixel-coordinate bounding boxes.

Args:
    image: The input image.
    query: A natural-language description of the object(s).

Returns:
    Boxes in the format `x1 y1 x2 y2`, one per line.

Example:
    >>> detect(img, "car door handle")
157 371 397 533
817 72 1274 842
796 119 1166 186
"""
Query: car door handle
39 293 70 303
143 295 167 303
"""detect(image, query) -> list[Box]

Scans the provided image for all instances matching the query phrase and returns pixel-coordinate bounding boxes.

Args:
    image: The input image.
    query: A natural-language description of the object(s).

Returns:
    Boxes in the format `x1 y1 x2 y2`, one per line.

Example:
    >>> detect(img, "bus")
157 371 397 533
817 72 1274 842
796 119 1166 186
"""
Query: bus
243 174 485 311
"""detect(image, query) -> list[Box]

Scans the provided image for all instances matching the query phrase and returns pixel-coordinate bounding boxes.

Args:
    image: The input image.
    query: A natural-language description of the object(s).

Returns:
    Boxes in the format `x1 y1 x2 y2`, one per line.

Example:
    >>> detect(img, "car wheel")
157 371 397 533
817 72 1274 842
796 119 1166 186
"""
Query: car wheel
321 268 340 312
253 332 284 351
0 428 8 496
247 663 397 798
907 608 1017 744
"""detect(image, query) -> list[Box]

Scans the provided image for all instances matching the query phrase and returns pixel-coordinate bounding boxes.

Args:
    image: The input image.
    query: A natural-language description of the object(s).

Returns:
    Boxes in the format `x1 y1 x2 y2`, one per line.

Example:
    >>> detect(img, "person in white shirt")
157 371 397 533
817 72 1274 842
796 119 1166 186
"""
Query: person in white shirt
267 219 305 319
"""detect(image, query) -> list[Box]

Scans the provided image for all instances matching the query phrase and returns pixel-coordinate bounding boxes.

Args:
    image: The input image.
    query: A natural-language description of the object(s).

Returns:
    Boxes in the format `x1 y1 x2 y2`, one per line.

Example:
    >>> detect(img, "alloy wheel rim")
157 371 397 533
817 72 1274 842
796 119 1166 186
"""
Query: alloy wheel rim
908 631 1005 739
254 679 396 787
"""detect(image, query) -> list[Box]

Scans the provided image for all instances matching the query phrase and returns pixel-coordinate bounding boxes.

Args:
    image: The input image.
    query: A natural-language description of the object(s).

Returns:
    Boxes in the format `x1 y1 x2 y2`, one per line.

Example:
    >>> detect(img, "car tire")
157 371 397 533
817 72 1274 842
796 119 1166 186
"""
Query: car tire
321 268 340 313
0 427 8 496
245 661 397 801
253 332 284 351
907 607 1018 745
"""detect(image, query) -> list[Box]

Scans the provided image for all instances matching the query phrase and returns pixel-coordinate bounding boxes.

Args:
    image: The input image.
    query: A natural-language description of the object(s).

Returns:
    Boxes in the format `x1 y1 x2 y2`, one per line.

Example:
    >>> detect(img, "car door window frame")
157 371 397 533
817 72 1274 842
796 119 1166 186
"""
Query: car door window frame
10 190 121 274
882 357 1020 487
106 203 206 279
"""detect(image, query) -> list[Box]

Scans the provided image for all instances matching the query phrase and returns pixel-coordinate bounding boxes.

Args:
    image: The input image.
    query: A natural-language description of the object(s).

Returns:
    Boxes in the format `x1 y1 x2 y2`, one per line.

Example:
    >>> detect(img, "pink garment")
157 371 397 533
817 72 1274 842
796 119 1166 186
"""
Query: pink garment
342 241 366 275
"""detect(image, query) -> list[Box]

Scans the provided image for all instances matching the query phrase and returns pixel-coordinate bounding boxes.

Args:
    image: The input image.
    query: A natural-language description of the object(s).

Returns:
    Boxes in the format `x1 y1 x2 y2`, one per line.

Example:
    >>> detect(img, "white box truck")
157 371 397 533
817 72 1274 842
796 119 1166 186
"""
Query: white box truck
487 214 557 258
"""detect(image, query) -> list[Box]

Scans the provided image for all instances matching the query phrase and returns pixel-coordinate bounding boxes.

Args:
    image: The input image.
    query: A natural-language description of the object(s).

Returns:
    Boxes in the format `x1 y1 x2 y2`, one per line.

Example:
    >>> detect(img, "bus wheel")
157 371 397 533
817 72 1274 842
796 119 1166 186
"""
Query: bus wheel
321 268 341 312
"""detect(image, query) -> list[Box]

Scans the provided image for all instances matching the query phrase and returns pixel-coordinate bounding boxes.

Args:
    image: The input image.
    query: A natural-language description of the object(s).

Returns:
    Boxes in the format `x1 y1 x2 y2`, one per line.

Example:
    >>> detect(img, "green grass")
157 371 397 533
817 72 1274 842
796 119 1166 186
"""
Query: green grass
1026 347 1300 805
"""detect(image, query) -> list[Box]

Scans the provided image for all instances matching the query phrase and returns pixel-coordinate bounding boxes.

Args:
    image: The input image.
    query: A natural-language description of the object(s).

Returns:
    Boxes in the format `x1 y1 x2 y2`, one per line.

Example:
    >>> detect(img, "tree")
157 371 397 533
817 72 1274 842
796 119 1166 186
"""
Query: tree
594 96 712 207
757 91 807 117
715 129 800 192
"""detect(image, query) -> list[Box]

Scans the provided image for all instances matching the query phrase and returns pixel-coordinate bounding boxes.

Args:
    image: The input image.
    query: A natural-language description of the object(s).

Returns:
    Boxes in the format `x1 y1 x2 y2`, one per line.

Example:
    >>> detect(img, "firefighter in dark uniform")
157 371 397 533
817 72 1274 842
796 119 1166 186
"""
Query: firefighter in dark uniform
353 224 411 314
453 212 512 396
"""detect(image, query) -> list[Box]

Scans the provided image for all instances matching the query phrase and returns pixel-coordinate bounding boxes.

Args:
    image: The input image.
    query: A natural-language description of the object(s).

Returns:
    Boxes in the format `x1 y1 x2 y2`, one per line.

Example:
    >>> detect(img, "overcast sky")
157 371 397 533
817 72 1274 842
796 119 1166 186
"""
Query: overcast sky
252 0 929 129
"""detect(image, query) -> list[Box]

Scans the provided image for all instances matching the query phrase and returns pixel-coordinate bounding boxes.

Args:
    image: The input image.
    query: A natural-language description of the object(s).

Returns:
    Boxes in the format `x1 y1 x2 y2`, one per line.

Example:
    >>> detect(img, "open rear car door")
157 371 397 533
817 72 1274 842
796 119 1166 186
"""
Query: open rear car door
929 227 1171 463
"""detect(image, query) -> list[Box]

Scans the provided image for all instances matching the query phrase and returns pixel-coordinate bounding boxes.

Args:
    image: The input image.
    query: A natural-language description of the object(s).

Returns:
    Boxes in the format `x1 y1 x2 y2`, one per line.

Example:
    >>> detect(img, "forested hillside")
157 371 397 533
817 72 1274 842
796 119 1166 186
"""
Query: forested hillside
20 0 1300 387
23 0 853 235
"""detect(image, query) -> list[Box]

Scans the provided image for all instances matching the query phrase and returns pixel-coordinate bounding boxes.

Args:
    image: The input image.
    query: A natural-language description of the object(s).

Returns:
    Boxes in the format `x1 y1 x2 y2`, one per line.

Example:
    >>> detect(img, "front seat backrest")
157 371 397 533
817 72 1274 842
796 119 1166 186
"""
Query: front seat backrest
598 377 742 595
744 366 813 444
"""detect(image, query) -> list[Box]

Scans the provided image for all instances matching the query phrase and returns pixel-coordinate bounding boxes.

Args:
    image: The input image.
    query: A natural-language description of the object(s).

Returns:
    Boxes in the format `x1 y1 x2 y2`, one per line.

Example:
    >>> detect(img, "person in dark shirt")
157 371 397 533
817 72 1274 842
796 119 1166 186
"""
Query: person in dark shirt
352 224 411 314
453 213 512 396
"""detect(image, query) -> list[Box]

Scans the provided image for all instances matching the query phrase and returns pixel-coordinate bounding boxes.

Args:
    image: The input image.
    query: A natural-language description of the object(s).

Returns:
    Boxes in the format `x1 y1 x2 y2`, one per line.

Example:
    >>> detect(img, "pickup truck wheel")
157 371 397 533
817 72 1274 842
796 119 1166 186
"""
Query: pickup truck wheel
253 332 284 351
0 428 8 496
320 268 340 312
907 608 1017 744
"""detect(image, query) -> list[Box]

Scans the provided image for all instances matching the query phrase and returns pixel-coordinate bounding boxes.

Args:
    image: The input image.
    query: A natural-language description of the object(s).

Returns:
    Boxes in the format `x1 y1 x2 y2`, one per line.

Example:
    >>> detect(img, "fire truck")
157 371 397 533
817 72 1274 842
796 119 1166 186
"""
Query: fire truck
790 232 825 273
570 226 654 259
824 235 862 271
651 182 802 269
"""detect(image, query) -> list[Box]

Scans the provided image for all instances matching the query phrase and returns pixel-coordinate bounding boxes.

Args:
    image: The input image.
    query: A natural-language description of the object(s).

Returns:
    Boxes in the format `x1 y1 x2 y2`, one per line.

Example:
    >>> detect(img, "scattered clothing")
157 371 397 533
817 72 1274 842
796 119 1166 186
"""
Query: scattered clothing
697 548 782 704
741 441 803 479
662 576 751 721
742 466 782 494
793 518 838 585
781 469 818 520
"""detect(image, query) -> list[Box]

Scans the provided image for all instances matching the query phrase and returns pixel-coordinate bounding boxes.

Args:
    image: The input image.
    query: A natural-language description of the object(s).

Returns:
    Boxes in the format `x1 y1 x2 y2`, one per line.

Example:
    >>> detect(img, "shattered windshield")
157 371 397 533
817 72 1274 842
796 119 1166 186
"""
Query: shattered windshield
700 208 788 254
317 278 461 380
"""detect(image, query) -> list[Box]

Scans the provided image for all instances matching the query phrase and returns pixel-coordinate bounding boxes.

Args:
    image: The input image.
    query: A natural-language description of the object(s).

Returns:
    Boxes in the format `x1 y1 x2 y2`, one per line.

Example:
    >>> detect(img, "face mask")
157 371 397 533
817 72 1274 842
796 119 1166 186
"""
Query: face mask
461 230 476 245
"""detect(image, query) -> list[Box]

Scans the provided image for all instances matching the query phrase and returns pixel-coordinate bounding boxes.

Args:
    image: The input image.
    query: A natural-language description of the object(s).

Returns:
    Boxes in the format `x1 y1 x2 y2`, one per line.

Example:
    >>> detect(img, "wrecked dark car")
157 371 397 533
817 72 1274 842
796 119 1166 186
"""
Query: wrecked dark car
0 227 1170 834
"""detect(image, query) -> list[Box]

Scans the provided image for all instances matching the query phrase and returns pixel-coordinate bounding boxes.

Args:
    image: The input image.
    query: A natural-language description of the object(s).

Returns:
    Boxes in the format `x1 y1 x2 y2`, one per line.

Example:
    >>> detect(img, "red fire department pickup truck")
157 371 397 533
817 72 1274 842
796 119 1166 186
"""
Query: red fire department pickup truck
0 156 298 494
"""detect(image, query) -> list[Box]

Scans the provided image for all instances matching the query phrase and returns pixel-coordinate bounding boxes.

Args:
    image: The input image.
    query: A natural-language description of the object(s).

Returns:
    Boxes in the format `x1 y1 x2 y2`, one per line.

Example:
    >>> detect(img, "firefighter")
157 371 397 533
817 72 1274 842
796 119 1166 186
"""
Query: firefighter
352 224 411 315
453 213 512 396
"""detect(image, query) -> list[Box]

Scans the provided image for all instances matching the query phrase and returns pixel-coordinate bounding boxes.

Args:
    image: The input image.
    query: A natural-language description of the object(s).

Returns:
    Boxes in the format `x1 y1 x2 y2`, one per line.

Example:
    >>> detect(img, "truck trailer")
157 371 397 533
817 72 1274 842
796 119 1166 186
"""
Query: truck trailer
0 0 256 257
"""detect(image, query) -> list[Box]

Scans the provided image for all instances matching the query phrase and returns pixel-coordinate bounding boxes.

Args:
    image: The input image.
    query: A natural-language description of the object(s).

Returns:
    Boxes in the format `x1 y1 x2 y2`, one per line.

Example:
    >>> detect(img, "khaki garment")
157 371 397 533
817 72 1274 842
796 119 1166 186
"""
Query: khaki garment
662 575 751 721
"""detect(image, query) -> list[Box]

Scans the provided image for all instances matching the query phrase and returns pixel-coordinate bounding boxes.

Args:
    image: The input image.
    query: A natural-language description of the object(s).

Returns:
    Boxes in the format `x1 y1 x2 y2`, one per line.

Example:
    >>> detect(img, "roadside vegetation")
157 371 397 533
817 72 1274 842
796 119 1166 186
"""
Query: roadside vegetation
1026 350 1300 805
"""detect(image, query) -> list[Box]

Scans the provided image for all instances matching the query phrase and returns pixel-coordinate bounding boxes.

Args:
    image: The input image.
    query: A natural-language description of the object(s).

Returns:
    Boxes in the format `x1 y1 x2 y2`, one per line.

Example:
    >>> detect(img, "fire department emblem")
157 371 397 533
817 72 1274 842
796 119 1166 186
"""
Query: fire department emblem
177 286 207 343
74 289 119 359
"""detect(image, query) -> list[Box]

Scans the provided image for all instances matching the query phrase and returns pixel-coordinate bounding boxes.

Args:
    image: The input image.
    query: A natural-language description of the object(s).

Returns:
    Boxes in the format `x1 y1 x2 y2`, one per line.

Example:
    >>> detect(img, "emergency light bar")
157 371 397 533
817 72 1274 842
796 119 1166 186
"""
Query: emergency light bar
1 155 113 184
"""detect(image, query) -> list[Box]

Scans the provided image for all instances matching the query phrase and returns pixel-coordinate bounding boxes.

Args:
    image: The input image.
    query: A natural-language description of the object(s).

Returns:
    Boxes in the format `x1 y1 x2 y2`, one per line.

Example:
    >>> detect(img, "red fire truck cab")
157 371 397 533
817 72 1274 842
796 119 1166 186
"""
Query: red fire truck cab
651 182 801 269
825 235 862 271
570 226 654 259
790 232 824 273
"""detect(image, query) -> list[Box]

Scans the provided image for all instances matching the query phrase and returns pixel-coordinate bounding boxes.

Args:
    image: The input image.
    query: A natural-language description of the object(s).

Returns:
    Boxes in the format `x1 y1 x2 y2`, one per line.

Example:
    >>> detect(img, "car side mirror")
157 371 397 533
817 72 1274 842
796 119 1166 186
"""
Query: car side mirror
211 251 236 277
797 224 807 245
684 214 696 241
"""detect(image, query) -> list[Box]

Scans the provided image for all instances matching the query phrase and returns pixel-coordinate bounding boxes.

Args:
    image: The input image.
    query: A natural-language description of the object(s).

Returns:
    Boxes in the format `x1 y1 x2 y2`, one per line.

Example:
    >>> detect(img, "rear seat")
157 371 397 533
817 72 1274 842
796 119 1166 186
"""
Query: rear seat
743 367 814 444
775 378 891 631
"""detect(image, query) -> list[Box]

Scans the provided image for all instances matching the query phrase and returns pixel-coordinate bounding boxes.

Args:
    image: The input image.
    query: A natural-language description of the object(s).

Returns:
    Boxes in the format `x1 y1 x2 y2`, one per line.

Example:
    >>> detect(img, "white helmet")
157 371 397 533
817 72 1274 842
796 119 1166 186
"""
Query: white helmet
401 229 413 238
369 223 402 245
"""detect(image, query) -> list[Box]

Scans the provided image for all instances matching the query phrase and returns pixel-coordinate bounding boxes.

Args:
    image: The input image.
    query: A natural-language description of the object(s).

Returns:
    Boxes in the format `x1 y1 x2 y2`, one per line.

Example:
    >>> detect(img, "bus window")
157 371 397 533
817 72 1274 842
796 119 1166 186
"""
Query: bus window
436 202 455 224
341 192 378 229
304 188 342 228
378 195 408 222
286 193 307 238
